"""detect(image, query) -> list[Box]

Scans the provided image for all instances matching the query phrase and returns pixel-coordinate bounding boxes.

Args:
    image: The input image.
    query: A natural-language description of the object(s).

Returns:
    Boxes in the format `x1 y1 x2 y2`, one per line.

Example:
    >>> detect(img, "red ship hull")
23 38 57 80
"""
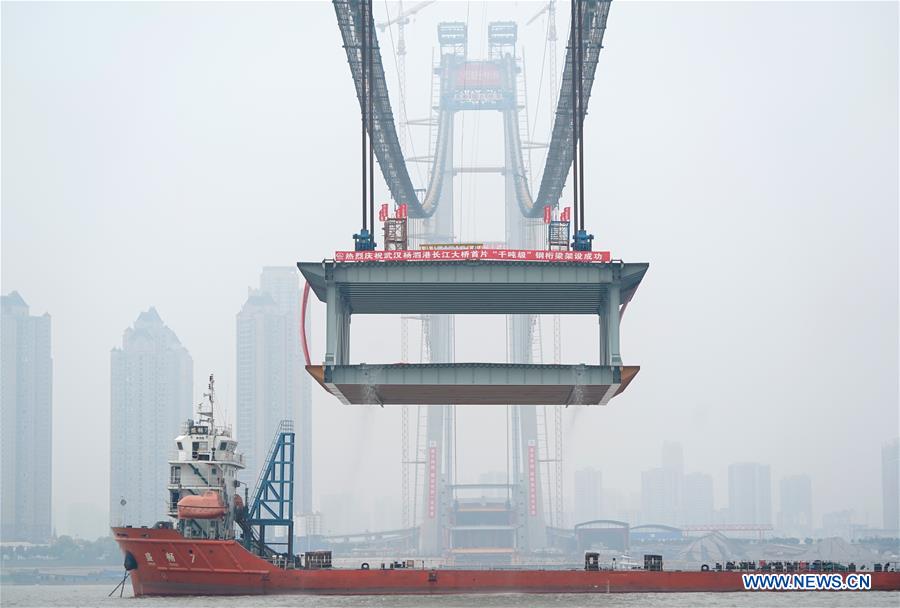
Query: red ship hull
113 528 900 596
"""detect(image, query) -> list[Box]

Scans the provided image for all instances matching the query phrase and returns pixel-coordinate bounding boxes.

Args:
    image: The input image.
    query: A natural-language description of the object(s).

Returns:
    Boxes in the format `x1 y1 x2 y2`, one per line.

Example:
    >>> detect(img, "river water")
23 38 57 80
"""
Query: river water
2 585 899 608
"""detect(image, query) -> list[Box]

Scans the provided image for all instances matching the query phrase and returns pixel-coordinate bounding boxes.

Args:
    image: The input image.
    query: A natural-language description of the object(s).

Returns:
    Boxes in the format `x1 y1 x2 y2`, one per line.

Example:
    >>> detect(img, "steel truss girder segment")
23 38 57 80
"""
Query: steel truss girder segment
299 260 646 315
317 363 635 406
298 259 647 406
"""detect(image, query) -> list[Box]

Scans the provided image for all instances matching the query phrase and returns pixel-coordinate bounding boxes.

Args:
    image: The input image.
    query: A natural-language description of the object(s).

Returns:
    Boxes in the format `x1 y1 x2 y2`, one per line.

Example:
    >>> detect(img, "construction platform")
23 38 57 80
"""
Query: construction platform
298 259 648 406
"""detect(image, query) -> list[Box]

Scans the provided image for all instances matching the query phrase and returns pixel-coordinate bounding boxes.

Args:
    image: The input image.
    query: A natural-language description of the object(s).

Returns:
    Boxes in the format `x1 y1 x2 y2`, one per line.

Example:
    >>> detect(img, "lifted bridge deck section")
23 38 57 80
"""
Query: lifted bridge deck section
299 260 647 315
297 259 648 406
306 363 640 406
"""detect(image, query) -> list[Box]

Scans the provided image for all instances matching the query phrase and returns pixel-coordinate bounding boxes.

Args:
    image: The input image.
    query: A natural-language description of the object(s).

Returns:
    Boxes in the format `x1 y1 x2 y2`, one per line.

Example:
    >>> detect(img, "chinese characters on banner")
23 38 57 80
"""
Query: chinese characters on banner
334 249 611 263
528 442 537 517
427 443 438 519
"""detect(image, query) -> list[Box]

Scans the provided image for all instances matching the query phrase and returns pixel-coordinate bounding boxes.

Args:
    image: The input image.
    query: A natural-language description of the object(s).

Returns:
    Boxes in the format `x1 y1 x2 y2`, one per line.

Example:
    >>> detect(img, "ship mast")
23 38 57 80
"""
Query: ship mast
200 373 216 432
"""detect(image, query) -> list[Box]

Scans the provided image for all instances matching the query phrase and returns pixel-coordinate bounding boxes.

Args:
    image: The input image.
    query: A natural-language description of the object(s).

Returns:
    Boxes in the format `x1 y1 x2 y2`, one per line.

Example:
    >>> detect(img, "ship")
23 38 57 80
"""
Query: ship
112 376 900 596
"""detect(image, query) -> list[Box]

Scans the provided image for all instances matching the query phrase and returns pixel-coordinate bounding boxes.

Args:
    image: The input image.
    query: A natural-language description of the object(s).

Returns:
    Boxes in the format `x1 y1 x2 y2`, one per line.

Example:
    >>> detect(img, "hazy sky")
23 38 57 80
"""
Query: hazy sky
2 1 897 538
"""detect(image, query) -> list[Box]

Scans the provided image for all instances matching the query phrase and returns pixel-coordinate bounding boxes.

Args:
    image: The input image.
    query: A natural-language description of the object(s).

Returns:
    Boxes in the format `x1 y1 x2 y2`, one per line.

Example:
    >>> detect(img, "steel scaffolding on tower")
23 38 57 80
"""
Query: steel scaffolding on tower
317 1 633 561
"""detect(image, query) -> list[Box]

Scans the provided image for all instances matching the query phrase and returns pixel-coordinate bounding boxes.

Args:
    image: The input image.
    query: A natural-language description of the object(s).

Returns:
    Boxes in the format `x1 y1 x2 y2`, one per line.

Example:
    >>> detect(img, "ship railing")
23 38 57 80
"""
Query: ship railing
215 451 245 466
169 448 245 466
268 554 301 570
169 450 191 463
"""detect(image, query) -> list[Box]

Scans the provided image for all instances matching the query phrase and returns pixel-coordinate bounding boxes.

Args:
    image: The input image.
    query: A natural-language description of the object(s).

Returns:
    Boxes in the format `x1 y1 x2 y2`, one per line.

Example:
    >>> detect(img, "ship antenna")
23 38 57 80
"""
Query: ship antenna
202 373 215 431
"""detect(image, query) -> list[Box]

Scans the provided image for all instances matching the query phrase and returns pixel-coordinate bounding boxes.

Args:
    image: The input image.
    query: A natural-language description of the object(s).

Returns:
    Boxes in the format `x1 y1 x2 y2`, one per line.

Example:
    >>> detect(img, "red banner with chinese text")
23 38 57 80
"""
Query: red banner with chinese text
334 249 611 263
427 444 437 519
528 442 538 517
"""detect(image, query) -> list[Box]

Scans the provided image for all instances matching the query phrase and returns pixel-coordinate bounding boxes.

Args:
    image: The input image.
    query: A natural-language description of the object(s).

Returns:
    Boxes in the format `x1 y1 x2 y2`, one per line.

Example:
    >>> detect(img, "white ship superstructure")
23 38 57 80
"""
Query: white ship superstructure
167 375 245 540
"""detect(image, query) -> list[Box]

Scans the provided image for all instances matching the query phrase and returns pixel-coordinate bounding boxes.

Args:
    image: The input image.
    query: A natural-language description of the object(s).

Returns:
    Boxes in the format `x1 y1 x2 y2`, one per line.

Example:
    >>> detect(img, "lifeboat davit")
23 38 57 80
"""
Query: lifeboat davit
177 491 226 519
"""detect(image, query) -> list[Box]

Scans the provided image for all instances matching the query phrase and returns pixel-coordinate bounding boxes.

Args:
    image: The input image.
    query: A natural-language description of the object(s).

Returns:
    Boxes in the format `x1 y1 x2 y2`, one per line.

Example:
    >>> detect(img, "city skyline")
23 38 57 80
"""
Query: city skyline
1 300 896 542
2 1 896 542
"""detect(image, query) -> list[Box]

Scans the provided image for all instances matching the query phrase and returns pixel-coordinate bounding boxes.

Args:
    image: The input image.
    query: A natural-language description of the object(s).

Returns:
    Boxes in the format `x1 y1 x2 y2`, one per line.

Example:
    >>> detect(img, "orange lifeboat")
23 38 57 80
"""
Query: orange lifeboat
177 491 226 519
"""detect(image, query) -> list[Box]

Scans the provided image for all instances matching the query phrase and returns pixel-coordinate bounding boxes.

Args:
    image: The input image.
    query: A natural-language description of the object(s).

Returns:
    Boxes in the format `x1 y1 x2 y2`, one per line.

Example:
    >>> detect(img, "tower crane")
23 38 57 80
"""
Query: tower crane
526 0 556 29
528 0 564 528
526 1 558 101
378 0 435 531
377 1 435 61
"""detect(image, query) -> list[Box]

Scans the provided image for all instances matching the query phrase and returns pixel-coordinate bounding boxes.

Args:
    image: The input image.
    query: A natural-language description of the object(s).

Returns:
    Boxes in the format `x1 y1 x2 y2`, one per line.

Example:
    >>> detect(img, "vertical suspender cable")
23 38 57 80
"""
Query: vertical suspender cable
577 0 585 231
361 0 368 231
367 0 375 236
570 0 579 233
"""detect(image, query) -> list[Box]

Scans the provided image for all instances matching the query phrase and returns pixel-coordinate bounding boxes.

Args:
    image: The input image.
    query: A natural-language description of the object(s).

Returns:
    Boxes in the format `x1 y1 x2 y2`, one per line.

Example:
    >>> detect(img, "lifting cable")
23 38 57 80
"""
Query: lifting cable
356 0 377 250
570 0 579 233
368 0 375 239
569 0 592 250
570 0 586 233
361 0 368 232
576 0 585 233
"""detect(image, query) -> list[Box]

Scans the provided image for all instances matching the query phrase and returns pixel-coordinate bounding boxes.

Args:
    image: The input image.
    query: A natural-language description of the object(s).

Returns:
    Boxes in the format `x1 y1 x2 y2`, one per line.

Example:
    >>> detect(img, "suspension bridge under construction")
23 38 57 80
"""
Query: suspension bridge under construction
298 0 649 562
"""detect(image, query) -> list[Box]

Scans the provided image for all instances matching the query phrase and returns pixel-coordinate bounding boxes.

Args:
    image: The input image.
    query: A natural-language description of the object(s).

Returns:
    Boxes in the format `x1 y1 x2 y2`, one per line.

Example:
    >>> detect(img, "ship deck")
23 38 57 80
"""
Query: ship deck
113 527 900 596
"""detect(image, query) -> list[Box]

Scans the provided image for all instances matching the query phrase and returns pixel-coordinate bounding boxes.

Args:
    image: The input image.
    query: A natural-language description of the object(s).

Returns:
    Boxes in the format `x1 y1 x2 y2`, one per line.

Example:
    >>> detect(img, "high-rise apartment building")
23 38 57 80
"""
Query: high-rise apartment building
641 467 680 526
883 438 900 532
109 307 192 527
236 267 313 512
661 441 684 478
778 474 813 537
682 472 714 525
1 292 53 543
728 462 771 525
639 442 685 526
573 467 602 523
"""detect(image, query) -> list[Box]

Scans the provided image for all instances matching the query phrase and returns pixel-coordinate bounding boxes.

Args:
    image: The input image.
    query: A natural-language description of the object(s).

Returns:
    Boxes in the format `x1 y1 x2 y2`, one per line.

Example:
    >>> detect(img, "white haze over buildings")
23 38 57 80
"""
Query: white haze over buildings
2 1 897 539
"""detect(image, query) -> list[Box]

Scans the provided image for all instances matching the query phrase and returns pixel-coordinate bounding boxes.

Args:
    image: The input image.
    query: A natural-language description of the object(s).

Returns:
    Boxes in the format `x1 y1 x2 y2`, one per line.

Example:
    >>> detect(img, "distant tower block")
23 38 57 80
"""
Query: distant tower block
298 259 647 406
